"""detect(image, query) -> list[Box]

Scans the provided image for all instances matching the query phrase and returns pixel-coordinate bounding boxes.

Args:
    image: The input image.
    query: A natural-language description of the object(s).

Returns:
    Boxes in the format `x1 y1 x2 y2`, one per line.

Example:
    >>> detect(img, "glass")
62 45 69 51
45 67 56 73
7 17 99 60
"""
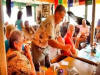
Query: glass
35 61 40 72
57 69 64 75
67 67 79 75
45 55 50 68
40 66 47 75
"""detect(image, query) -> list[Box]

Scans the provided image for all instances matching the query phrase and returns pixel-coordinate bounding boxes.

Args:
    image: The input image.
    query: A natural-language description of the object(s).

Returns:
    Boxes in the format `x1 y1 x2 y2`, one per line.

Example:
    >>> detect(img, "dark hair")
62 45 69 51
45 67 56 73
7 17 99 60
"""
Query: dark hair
17 11 22 20
9 30 23 49
55 5 66 13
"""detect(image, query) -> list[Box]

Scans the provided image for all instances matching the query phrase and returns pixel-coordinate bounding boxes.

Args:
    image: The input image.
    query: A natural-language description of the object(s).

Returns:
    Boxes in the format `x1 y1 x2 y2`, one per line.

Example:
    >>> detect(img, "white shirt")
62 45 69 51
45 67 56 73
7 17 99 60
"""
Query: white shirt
77 25 89 37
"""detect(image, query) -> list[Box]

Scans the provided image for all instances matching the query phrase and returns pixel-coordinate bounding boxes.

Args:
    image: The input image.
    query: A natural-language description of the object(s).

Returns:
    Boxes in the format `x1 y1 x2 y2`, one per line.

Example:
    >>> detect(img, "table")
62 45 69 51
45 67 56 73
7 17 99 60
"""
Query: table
58 57 96 75
39 57 97 75
78 43 100 63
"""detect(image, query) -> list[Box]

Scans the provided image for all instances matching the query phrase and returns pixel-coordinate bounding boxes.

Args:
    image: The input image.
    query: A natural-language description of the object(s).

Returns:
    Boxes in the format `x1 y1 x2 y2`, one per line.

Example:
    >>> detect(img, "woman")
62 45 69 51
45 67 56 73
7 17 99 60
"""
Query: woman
15 11 23 31
51 24 77 63
7 30 35 75
64 24 77 56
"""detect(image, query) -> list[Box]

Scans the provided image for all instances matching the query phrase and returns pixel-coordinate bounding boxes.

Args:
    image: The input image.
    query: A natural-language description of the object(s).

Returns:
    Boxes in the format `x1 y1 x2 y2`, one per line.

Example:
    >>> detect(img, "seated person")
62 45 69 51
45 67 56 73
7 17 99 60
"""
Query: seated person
96 19 100 42
75 19 90 49
7 30 36 75
22 21 35 41
51 24 77 63
77 19 89 38
64 24 77 55
96 32 100 42
5 24 16 52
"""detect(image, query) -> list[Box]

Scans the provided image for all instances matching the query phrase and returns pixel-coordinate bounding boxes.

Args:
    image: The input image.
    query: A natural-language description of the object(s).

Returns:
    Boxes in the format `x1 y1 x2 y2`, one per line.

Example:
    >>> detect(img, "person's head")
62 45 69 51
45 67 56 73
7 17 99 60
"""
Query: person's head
17 11 22 20
97 19 100 27
6 25 16 39
9 30 24 51
82 19 87 27
67 24 75 36
24 21 29 28
4 22 8 26
54 5 66 25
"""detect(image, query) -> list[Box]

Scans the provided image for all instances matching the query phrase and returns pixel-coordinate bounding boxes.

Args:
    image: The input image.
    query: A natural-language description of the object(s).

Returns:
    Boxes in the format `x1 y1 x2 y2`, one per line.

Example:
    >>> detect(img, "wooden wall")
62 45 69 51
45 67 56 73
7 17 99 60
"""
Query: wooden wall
0 0 7 75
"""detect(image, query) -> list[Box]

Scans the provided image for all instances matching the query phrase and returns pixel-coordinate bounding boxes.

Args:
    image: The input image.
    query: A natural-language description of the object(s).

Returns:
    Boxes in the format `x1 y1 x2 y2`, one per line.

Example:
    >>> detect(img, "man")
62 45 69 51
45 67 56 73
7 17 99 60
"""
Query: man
31 5 71 69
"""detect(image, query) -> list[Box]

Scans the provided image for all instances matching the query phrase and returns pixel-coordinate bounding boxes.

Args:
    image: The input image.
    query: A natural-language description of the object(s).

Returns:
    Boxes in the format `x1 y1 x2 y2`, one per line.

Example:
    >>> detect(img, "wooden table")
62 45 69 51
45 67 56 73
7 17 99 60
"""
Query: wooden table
78 43 100 63
40 57 97 75
58 57 97 75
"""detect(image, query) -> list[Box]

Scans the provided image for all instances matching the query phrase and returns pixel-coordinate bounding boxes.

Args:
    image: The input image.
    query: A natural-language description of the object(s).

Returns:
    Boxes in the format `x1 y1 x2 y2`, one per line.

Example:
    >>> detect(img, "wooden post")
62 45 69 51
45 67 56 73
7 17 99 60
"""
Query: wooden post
34 6 36 21
90 0 96 45
0 0 7 75
85 0 88 19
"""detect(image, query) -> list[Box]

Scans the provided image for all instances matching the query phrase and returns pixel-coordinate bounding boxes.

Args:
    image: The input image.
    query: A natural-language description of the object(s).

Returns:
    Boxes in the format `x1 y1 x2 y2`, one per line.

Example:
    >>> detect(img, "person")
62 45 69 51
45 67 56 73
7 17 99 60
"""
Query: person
77 19 89 37
4 22 8 34
96 31 100 42
5 24 16 52
51 24 77 63
15 11 23 31
7 30 36 75
31 5 71 69
64 24 77 55
60 18 69 37
75 19 90 49
67 11 90 26
96 19 100 42
22 20 35 41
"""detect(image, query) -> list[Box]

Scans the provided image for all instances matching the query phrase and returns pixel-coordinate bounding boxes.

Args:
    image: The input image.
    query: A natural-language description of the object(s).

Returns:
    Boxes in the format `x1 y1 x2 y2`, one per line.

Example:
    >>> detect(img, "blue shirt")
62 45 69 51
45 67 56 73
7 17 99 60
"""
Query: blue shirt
15 20 22 30
5 40 9 52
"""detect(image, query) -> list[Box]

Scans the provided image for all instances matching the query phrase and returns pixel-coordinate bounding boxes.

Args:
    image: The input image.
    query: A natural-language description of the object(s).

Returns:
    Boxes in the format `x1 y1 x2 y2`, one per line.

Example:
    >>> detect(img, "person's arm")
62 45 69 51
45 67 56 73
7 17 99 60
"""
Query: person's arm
24 45 36 75
75 37 80 49
75 36 86 49
65 34 77 55
31 27 36 34
48 39 71 51
85 27 89 36
57 36 64 44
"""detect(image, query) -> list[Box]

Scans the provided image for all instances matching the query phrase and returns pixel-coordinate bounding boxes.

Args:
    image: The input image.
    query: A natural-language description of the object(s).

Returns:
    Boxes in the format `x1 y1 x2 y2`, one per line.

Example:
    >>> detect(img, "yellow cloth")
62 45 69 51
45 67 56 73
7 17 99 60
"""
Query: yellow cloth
63 0 68 8
96 0 100 4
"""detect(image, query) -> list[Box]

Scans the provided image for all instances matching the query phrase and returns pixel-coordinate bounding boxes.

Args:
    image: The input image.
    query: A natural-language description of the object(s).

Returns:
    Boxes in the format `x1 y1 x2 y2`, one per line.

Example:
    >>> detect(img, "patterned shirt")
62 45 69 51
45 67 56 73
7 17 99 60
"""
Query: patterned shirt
31 15 61 63
32 15 60 48
7 50 34 75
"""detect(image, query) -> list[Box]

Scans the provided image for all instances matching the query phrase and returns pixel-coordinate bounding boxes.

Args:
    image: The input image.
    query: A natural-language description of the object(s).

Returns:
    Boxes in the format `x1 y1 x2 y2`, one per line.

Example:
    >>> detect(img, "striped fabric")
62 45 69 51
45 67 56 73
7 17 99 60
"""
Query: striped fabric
45 0 54 3
96 0 100 4
86 0 92 5
58 0 62 4
68 0 73 7
79 0 85 5
55 0 58 9
73 0 79 6
63 0 68 7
